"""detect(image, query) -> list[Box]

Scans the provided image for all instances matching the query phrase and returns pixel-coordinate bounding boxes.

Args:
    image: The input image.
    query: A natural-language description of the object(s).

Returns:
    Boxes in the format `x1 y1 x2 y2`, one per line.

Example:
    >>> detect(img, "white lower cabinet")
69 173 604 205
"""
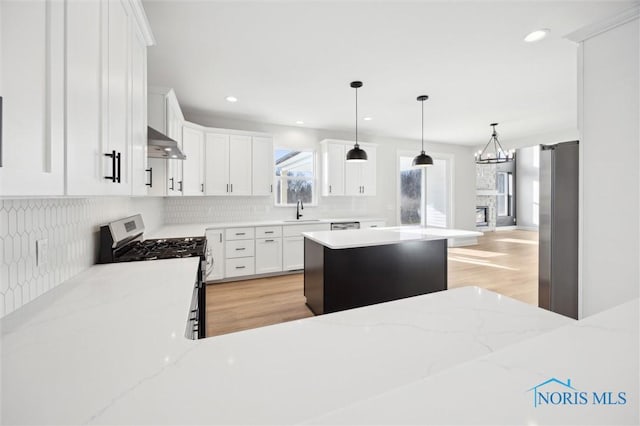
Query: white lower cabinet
205 229 224 281
225 258 255 278
256 238 282 274
282 237 303 271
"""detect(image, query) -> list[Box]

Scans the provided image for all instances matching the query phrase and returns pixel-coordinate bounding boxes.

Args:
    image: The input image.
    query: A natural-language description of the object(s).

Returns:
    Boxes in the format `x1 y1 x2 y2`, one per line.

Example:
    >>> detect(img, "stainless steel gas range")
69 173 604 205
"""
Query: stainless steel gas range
98 214 208 339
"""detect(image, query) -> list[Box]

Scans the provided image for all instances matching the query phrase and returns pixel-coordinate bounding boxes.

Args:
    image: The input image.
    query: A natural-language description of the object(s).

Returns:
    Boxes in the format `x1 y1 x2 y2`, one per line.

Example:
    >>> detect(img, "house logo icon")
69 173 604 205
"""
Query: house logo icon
526 378 628 407
527 378 577 408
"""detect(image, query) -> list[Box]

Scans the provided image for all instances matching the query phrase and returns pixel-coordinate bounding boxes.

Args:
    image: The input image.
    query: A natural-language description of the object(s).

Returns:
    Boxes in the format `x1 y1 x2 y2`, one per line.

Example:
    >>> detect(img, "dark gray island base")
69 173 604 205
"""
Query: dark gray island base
304 237 447 315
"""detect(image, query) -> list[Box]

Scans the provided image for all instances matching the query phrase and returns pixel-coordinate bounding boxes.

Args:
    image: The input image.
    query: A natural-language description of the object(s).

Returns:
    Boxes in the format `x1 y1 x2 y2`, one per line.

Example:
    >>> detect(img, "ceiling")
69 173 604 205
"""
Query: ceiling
143 0 637 146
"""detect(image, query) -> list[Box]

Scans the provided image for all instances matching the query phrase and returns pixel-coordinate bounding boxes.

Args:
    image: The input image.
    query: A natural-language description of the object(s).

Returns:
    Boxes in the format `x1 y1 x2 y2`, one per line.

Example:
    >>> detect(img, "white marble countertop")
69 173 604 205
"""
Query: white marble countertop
306 298 639 425
303 227 482 249
145 217 387 239
1 253 584 425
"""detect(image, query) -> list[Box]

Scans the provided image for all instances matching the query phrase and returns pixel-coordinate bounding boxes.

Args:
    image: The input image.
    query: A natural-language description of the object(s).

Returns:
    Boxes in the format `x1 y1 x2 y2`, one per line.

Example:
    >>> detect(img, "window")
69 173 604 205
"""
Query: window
497 171 514 217
398 153 451 227
274 148 316 205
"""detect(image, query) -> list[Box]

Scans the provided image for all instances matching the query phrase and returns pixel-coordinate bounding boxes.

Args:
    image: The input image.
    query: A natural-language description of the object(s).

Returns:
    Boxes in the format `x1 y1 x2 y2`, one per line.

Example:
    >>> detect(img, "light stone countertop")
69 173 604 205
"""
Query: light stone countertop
145 217 387 239
303 227 482 249
0 254 585 425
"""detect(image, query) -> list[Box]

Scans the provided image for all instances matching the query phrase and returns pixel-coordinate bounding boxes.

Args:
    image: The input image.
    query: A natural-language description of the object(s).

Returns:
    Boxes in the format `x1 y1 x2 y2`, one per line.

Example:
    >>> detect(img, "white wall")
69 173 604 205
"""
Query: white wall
183 113 477 230
516 145 540 230
577 16 639 317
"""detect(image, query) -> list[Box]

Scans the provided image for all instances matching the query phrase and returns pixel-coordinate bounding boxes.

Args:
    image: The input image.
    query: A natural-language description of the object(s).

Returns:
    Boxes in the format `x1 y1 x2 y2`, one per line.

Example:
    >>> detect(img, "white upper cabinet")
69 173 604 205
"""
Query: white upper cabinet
252 136 274 196
147 87 184 196
228 135 252 195
205 133 253 196
345 143 376 196
321 142 346 196
64 0 152 196
104 0 131 196
65 0 104 195
321 140 376 197
130 22 149 196
205 133 230 196
0 0 65 196
182 123 205 196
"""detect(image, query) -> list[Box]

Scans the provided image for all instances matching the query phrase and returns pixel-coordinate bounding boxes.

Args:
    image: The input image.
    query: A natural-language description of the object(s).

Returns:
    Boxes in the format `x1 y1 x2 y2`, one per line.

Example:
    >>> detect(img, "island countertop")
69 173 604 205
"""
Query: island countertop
1 252 589 425
302 227 482 249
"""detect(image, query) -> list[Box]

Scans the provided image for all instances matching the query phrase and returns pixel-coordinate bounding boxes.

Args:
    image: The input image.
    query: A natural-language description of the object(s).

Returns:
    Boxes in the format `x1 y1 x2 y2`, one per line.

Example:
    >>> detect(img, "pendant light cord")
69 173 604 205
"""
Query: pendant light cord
421 99 424 153
355 86 359 148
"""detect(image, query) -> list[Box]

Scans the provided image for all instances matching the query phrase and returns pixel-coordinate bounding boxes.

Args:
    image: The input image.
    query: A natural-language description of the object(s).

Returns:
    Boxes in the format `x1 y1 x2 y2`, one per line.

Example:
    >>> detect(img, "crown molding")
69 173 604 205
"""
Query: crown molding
129 0 156 46
565 5 639 43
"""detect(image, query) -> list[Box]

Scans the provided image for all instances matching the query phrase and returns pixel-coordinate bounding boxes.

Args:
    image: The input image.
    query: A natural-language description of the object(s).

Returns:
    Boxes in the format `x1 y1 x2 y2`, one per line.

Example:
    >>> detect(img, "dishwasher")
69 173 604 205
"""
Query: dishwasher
330 222 360 230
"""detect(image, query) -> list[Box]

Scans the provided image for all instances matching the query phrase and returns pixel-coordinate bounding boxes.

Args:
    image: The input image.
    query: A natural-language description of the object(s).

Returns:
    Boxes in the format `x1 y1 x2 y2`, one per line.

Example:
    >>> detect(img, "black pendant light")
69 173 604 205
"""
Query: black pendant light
346 81 368 162
412 95 433 167
475 123 514 164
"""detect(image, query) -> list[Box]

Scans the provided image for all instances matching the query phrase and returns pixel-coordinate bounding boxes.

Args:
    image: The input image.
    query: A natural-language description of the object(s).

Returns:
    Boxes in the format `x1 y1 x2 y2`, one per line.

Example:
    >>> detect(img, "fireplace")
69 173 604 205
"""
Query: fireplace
476 206 489 227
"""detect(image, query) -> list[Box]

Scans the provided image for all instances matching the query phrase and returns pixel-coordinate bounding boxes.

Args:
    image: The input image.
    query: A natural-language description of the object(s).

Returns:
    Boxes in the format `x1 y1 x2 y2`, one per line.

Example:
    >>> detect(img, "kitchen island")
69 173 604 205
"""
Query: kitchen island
1 240 637 424
303 229 449 315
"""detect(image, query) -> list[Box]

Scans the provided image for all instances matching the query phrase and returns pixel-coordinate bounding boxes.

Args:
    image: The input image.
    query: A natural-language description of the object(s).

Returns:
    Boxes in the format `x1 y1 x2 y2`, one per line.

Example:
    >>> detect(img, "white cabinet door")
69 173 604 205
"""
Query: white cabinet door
345 144 376 196
229 135 252 195
345 160 363 196
65 0 106 196
282 236 304 271
205 229 225 281
104 0 131 195
361 144 377 196
130 23 148 196
146 158 167 196
322 143 345 196
182 124 205 196
166 99 183 196
205 133 230 195
360 220 386 228
255 238 282 274
0 0 65 196
252 136 274 196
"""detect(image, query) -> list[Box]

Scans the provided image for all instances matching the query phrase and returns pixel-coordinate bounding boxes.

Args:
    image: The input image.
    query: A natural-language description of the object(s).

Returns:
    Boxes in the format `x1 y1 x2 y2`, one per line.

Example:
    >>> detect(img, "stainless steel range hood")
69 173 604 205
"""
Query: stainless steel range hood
147 126 186 159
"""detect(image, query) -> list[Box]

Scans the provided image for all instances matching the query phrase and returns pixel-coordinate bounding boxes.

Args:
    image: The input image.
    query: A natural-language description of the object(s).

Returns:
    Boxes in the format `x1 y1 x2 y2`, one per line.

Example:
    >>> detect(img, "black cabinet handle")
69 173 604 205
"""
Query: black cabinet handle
270 184 273 193
178 180 183 192
235 232 245 236
235 266 246 269
264 231 274 234
146 168 152 187
235 247 245 251
201 183 204 193
104 150 117 182
265 239 275 243
329 185 332 194
116 152 121 183
226 183 229 193
230 183 233 193
170 177 175 191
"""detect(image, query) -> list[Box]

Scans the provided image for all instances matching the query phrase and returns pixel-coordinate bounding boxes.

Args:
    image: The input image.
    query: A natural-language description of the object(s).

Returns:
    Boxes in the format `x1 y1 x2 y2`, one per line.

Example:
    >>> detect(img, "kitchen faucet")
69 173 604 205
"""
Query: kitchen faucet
296 200 304 220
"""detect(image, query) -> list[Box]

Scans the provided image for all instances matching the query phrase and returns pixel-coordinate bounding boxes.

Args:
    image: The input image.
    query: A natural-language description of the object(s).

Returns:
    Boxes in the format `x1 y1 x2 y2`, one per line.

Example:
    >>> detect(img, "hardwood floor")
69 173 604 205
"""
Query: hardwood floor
205 229 538 337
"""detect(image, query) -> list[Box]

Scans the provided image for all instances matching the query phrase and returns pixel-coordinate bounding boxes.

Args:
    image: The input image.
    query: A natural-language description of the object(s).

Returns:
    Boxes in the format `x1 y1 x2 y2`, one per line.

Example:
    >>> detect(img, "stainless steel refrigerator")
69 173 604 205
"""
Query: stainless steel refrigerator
539 141 579 319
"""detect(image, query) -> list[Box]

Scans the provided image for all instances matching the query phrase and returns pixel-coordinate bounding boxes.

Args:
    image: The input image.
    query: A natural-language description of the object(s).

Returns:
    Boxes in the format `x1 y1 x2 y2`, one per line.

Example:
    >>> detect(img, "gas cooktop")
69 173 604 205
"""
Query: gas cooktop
115 237 207 262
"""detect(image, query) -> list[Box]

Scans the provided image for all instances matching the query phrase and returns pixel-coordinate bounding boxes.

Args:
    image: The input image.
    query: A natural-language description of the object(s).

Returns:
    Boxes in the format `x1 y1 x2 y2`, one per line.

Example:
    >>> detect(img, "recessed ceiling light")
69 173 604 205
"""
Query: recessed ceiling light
295 120 305 125
164 147 172 152
225 96 238 103
363 116 373 121
524 28 550 43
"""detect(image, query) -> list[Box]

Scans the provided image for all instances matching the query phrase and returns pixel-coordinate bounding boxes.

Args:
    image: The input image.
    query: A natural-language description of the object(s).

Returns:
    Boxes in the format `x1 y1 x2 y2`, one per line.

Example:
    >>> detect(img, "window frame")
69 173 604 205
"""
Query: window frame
395 150 454 228
273 147 318 207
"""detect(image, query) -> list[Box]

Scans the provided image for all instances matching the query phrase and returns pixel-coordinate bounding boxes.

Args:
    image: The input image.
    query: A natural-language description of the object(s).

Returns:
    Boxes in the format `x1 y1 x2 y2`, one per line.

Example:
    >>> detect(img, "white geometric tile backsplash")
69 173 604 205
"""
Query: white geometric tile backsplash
164 196 377 224
0 197 163 318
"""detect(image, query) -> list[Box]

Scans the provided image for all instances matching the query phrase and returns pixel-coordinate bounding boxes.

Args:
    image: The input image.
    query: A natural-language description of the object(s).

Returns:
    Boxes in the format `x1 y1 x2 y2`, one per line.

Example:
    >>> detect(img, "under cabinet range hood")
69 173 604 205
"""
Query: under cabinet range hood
147 126 186 160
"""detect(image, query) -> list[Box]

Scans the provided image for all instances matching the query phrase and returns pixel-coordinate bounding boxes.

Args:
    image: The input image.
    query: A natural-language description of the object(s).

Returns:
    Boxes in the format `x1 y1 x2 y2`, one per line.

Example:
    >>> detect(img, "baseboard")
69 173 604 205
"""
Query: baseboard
449 237 478 247
517 226 539 232
495 225 517 231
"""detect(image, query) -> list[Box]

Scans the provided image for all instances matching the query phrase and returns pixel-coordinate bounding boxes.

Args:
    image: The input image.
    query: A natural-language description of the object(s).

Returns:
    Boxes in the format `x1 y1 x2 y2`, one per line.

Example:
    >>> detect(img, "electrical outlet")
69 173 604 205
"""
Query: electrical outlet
36 239 48 266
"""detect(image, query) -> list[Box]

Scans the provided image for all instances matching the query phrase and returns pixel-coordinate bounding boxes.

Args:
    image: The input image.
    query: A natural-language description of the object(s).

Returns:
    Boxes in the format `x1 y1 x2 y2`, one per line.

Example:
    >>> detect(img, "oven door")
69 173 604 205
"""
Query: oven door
186 281 199 340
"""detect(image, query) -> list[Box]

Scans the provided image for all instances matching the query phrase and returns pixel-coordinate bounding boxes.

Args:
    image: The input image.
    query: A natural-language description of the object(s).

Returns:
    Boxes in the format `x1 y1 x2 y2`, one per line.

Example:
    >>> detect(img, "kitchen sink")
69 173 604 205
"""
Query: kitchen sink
283 219 322 223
